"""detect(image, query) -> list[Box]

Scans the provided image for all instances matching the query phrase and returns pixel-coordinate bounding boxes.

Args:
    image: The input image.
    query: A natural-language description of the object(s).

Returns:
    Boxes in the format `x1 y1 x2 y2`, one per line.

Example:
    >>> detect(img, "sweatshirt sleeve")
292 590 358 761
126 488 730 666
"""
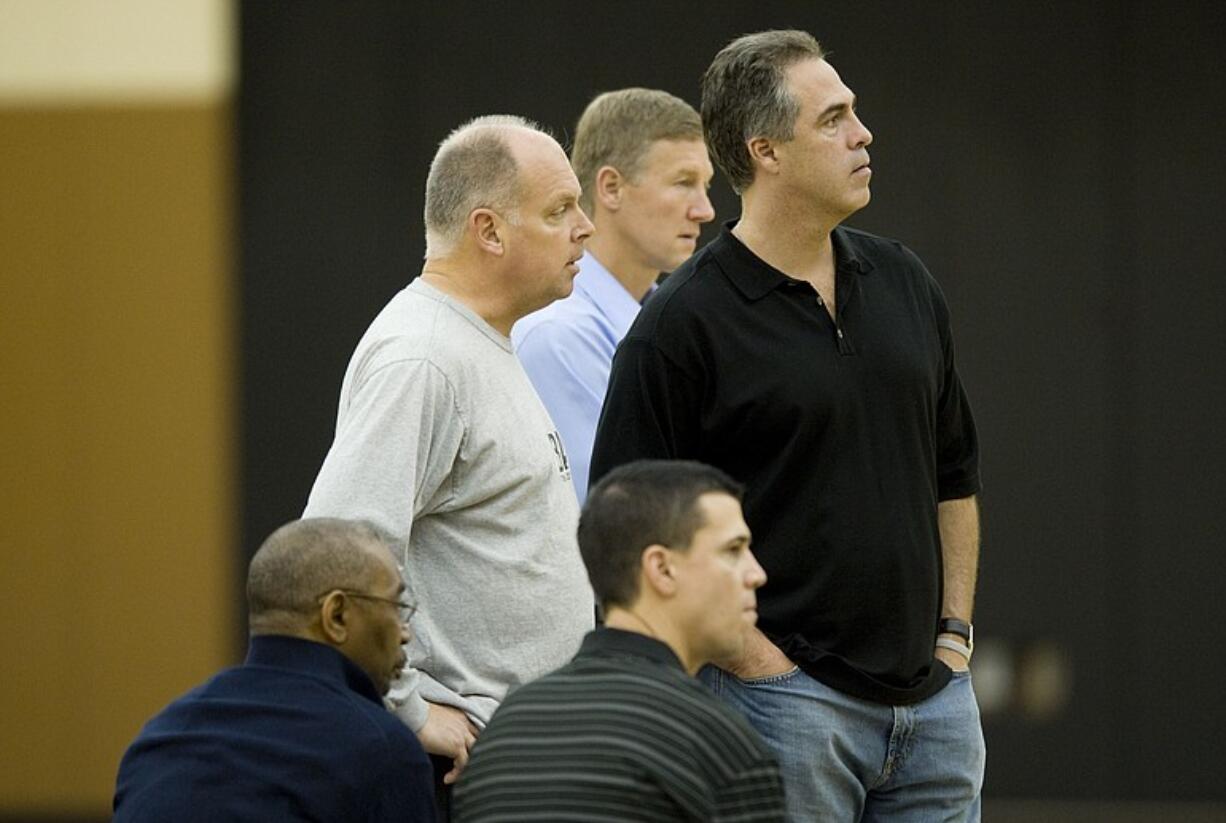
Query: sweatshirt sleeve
305 356 466 730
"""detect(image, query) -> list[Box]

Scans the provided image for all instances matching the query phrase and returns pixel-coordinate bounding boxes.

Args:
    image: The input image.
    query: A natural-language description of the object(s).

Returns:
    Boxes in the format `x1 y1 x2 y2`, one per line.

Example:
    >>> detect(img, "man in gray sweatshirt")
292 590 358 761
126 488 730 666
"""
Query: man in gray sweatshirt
304 115 597 810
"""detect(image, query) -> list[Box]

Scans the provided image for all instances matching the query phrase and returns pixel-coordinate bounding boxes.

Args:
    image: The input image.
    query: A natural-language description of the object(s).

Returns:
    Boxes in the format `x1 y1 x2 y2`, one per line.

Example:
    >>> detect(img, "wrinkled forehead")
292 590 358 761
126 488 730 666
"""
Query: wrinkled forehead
786 58 854 112
636 136 712 175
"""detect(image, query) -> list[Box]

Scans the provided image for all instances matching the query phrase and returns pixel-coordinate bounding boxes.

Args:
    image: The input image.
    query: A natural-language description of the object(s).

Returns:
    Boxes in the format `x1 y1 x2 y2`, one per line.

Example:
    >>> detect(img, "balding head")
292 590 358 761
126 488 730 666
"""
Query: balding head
247 518 395 634
423 114 549 258
418 115 593 334
246 518 410 694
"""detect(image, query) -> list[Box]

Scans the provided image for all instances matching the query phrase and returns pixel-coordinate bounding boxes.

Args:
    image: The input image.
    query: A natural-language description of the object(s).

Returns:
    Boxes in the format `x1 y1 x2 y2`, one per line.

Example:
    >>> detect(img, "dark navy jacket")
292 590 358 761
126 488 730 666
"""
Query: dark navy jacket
114 635 435 822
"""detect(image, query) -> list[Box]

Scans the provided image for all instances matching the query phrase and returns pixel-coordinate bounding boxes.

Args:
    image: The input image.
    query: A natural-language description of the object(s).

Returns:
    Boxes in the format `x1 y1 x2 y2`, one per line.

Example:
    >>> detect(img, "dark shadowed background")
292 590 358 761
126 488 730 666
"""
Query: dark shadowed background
239 0 1226 809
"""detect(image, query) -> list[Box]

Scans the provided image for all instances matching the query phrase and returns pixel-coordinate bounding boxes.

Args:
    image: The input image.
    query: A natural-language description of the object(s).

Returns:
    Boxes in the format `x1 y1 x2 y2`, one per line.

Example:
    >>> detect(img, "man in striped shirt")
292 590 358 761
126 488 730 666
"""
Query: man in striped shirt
453 460 786 822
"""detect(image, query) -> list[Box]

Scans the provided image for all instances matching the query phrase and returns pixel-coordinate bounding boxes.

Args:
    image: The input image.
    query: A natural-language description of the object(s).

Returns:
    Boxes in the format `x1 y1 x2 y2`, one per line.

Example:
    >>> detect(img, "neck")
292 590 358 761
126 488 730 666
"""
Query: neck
734 185 841 286
419 257 519 337
603 604 700 675
585 229 659 303
248 618 319 644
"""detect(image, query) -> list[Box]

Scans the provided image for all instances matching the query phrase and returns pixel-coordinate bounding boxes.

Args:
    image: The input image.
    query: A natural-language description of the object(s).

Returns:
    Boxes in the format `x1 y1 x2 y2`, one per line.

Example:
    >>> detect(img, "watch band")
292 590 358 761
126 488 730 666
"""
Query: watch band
938 617 973 643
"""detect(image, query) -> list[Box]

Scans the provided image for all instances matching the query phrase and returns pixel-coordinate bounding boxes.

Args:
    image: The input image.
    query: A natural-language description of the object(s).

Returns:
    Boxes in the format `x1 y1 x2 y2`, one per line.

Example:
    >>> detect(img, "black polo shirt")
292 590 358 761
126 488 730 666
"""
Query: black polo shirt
452 628 785 822
590 224 980 705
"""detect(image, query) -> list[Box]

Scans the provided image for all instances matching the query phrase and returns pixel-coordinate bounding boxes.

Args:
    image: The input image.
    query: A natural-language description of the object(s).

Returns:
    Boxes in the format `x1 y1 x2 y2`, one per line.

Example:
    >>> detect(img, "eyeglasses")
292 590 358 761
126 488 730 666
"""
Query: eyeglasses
319 589 417 624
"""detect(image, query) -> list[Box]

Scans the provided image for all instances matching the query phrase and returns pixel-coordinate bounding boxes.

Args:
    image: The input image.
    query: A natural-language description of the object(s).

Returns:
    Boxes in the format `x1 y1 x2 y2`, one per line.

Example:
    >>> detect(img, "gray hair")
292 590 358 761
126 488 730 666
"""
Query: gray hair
571 88 703 214
246 518 395 630
701 30 827 194
423 114 546 258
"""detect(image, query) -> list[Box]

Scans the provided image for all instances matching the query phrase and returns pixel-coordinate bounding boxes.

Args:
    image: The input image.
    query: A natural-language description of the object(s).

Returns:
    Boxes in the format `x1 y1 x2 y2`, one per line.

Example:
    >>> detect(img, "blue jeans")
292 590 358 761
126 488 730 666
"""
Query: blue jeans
700 665 985 822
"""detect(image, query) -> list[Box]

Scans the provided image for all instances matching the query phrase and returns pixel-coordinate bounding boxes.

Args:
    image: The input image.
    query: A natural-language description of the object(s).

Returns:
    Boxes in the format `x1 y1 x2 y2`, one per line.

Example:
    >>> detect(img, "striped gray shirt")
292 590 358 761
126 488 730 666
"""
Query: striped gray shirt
453 628 786 822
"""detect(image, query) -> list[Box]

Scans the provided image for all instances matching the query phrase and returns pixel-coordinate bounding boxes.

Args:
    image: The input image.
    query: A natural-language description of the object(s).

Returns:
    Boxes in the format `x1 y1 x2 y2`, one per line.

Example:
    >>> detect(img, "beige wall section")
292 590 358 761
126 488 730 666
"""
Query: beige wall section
0 105 235 816
0 0 233 104
0 2 236 815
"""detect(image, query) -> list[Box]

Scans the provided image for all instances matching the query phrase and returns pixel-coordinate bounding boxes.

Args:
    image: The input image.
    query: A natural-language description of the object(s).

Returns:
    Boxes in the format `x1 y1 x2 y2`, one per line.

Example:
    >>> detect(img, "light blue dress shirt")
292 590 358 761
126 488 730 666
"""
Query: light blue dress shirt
512 253 643 502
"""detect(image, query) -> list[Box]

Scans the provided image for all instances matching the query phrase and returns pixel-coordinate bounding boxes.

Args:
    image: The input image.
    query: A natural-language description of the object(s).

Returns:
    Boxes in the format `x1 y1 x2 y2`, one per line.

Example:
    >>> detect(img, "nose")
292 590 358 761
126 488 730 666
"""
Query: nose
574 206 595 242
399 623 411 644
744 550 767 590
689 190 715 224
851 111 872 148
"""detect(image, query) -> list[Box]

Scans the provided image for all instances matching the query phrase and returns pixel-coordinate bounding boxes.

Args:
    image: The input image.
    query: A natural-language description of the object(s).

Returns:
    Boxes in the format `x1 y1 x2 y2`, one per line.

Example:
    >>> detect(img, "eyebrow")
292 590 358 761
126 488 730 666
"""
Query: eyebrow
817 97 857 121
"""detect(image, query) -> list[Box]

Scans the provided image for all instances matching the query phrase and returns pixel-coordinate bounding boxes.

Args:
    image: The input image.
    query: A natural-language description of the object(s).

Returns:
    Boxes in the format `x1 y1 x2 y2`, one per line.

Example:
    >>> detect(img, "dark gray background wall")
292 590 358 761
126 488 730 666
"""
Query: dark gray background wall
239 1 1226 801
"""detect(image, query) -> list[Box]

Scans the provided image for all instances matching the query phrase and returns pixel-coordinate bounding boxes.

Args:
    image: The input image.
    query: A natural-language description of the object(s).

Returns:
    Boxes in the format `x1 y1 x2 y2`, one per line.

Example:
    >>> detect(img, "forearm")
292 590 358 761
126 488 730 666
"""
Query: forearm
714 626 793 679
938 495 979 622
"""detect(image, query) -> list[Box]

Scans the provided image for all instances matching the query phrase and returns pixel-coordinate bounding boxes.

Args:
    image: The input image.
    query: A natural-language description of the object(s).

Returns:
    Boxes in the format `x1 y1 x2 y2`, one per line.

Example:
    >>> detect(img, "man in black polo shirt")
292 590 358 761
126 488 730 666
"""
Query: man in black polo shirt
452 460 786 822
590 30 984 822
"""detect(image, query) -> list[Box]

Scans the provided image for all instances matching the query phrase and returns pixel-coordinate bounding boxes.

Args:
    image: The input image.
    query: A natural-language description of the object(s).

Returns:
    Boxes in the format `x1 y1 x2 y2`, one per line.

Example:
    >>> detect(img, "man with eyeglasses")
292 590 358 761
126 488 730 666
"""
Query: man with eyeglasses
113 518 435 822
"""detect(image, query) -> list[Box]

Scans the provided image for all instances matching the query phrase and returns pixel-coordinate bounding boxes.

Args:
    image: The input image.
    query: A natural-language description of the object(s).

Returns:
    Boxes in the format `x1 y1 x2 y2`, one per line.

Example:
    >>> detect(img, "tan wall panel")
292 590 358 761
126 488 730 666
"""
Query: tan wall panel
0 105 235 814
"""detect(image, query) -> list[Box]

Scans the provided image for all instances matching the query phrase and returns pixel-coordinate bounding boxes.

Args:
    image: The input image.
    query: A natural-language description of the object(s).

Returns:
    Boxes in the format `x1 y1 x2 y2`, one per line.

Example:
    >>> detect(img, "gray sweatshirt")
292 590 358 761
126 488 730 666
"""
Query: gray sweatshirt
304 278 594 730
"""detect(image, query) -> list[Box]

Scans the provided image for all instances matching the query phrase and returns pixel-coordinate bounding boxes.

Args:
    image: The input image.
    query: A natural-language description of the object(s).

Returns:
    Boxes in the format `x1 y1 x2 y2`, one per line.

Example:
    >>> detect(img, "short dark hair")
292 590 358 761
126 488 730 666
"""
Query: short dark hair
579 460 744 609
701 30 827 194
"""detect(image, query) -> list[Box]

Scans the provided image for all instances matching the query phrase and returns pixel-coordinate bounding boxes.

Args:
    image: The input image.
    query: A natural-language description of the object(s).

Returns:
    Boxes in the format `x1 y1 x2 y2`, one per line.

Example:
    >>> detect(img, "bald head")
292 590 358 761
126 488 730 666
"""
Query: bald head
423 114 556 258
246 518 396 635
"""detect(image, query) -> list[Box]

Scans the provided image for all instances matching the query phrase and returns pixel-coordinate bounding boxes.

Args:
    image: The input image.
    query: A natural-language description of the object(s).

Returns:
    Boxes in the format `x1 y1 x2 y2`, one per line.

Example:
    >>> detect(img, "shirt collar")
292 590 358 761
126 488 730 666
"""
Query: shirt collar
573 252 645 337
578 626 686 671
713 220 873 302
245 634 383 705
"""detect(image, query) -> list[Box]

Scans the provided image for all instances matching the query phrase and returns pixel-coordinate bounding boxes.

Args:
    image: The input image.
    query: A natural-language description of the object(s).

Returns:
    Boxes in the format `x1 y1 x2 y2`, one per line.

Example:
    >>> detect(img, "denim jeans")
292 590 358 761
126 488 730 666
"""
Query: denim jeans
700 665 985 822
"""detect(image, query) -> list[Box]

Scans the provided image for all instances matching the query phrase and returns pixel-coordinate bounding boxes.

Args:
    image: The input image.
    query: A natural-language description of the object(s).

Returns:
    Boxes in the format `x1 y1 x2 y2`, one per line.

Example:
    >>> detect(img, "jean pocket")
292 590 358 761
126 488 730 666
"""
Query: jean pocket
735 665 802 686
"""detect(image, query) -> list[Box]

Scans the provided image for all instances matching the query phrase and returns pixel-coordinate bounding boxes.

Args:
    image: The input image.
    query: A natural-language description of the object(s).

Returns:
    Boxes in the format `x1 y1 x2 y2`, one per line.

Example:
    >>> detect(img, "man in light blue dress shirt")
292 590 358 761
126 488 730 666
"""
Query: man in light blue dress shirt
513 88 715 501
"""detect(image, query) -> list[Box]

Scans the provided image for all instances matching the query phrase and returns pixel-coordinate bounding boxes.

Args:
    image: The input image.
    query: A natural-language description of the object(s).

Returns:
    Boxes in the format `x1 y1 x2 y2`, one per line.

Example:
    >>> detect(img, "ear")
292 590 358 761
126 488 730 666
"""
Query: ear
640 544 678 598
594 165 624 213
318 591 350 644
469 208 506 256
746 136 780 176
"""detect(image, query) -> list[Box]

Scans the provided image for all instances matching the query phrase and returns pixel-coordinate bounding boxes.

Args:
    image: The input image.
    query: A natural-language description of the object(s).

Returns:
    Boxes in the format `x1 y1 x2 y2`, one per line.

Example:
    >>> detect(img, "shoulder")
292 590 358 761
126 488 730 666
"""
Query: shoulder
303 680 430 767
615 243 732 376
514 301 608 354
840 224 913 263
355 698 429 760
642 241 715 316
344 290 492 401
839 225 936 284
346 289 444 375
125 678 214 739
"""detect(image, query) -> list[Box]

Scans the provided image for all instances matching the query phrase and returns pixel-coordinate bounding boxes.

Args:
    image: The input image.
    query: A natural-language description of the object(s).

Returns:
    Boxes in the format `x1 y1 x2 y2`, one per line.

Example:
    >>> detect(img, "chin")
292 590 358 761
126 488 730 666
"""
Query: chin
650 256 684 275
